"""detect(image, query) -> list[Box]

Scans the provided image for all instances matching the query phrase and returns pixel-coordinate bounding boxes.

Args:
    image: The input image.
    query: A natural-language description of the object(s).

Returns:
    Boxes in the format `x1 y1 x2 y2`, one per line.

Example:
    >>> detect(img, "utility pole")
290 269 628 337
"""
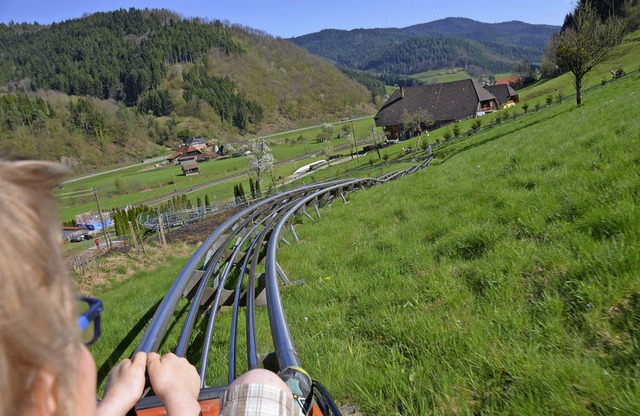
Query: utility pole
93 187 111 250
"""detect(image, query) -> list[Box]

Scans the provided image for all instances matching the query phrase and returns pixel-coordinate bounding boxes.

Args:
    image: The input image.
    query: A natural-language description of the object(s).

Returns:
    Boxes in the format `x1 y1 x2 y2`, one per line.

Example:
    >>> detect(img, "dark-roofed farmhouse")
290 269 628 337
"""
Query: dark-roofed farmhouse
167 144 216 164
374 79 500 139
485 84 520 108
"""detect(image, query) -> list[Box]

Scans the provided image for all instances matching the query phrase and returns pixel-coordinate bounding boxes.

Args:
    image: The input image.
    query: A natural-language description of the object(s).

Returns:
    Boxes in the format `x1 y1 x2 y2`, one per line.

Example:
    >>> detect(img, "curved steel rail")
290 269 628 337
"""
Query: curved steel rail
132 157 433 413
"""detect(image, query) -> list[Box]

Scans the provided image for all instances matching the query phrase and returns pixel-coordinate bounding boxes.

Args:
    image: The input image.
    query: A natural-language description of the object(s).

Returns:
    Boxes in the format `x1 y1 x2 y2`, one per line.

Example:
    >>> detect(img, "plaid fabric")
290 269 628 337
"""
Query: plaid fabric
220 383 304 416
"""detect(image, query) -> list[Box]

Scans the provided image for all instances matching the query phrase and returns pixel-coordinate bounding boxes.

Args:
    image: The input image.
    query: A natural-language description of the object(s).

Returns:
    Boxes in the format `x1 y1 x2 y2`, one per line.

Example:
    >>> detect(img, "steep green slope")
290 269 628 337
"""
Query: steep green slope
201 27 375 131
82 31 640 414
85 69 640 414
275 67 640 414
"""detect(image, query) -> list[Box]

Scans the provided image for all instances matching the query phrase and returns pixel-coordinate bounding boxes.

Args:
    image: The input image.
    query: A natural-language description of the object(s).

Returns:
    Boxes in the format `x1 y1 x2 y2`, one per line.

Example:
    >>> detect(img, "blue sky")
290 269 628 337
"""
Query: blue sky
0 0 572 38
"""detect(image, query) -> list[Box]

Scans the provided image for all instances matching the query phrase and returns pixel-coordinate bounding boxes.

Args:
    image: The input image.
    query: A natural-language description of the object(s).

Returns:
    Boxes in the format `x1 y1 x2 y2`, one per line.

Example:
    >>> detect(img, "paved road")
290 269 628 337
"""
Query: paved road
62 155 169 184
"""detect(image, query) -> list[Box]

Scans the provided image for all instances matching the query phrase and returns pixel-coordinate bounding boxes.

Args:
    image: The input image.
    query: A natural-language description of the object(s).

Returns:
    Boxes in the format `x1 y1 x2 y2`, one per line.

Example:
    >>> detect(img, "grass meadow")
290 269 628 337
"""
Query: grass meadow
411 68 471 84
273 70 640 414
519 30 640 103
56 117 377 221
85 34 640 414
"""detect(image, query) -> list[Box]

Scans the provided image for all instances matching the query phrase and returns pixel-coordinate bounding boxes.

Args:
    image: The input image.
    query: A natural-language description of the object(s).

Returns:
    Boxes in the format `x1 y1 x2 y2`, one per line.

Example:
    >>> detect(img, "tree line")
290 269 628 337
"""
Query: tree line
291 20 556 77
0 92 52 131
340 69 386 102
0 9 243 105
362 36 535 75
183 69 263 131
561 0 640 29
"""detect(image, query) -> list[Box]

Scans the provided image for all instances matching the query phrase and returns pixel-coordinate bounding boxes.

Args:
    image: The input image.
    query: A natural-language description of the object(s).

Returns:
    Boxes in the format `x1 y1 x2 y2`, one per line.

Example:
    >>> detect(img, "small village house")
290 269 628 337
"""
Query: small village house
167 143 216 164
181 159 200 176
485 84 520 108
184 137 207 151
495 75 524 89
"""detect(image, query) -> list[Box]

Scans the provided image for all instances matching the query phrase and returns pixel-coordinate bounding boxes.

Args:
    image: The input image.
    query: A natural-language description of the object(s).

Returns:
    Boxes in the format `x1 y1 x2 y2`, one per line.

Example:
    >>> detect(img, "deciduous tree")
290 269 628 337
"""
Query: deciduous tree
246 138 275 187
322 138 334 166
401 108 433 149
368 127 386 159
556 1 625 105
317 123 334 143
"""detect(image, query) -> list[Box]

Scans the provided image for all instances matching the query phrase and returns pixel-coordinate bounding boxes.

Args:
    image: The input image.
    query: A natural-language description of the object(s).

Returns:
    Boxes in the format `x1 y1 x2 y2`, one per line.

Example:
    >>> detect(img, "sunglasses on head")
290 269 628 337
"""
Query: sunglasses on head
77 297 103 346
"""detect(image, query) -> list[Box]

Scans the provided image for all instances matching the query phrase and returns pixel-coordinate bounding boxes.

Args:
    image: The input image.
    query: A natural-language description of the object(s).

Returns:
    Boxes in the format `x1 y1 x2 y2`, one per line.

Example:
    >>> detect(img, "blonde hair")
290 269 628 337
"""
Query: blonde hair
0 158 79 416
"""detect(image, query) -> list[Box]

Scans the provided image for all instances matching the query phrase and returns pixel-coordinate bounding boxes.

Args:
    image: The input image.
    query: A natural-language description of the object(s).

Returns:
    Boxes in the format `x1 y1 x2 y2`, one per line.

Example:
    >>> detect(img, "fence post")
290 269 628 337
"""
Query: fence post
128 221 139 252
158 215 167 246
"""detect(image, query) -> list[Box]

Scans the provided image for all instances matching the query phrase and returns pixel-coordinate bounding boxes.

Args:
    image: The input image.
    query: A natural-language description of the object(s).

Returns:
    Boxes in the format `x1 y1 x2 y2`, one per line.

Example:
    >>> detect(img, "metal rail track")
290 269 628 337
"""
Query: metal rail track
132 157 433 414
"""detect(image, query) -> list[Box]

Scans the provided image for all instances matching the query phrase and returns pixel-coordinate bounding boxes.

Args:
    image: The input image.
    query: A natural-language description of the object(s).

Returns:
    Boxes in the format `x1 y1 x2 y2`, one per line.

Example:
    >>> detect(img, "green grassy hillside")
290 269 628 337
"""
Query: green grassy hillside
85 28 640 415
520 30 640 102
276 69 640 415
410 68 471 84
87 70 640 414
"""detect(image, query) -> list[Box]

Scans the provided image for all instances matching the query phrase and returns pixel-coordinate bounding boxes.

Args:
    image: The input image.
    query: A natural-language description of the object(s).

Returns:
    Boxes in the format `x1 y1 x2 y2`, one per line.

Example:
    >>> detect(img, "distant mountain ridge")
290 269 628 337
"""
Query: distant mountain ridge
291 17 560 75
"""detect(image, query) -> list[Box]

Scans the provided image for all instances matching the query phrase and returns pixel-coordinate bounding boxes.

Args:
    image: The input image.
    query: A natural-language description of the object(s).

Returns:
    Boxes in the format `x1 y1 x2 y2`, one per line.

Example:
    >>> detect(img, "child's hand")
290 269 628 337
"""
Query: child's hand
147 352 201 415
98 351 147 416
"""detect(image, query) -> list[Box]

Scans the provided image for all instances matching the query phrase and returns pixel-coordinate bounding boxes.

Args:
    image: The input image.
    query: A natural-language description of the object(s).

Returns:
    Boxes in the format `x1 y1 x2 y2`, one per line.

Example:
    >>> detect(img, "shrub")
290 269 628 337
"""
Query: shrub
114 176 128 193
546 94 553 105
452 123 461 136
522 102 529 113
382 153 390 162
443 130 452 140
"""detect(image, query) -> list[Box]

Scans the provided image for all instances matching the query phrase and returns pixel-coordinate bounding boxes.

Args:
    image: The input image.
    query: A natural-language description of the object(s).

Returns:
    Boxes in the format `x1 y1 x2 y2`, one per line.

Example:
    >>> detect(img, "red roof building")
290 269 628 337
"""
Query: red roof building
167 145 216 163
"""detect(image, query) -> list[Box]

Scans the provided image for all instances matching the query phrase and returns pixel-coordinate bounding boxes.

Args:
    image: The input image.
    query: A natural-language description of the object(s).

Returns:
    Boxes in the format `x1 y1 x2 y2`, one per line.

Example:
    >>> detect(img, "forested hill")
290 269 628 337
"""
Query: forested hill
0 9 244 106
0 9 373 170
291 18 560 74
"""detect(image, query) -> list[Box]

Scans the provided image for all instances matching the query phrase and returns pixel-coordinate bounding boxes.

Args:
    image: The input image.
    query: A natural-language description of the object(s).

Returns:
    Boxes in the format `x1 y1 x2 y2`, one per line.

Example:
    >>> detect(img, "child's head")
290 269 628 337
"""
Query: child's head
0 158 92 415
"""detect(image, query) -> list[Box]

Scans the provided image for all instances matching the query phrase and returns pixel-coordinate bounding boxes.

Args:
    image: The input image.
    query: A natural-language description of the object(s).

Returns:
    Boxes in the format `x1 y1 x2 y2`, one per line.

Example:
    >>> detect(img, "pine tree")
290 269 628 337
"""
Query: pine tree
238 183 246 202
249 177 256 200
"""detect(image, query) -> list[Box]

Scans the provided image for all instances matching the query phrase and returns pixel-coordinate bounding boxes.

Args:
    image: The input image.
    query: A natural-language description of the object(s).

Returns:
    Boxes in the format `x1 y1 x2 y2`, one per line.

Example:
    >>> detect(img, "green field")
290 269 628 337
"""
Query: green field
385 85 398 95
276 69 640 414
410 68 471 84
57 117 378 221
85 31 640 414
